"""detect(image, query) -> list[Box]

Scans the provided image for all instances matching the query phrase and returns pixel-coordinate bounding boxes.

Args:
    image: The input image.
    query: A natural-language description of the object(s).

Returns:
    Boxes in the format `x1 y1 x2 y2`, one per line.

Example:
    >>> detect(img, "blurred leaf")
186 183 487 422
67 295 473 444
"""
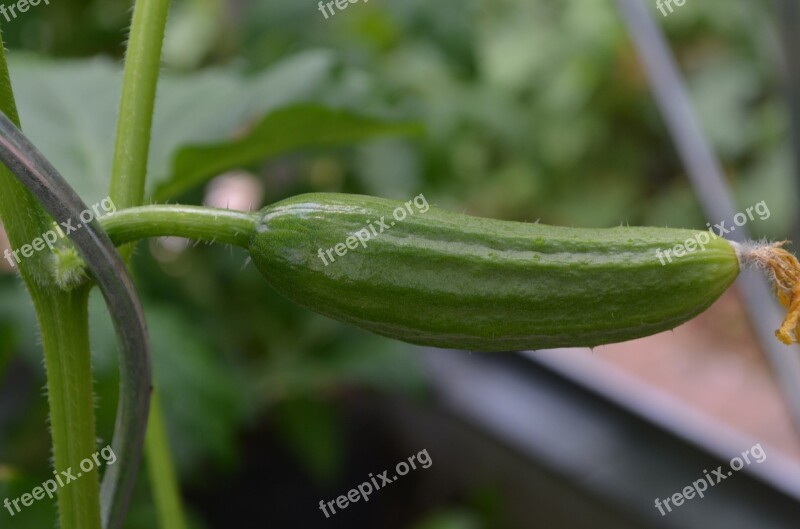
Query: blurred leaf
0 278 39 364
409 510 483 529
642 183 705 230
124 471 208 529
89 296 253 473
275 396 343 483
257 332 428 402
689 56 760 158
163 0 225 69
354 138 422 198
147 305 253 473
156 104 422 200
738 144 796 239
9 50 337 205
545 178 638 228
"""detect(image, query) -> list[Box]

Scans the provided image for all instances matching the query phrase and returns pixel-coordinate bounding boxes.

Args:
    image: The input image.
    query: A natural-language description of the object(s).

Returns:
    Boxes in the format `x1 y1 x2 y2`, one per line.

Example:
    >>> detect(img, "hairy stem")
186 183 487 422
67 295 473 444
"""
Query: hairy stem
34 286 102 529
0 38 52 282
0 35 102 529
100 205 258 248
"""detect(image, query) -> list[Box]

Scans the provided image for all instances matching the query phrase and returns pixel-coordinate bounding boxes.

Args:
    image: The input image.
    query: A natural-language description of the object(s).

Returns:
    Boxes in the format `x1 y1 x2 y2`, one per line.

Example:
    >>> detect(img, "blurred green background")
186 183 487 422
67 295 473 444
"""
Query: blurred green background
0 0 795 528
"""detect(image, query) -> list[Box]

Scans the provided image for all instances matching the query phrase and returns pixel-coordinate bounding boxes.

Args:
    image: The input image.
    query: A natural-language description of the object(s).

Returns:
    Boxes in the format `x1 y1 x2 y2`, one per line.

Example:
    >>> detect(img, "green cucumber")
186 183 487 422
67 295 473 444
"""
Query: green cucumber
249 193 739 351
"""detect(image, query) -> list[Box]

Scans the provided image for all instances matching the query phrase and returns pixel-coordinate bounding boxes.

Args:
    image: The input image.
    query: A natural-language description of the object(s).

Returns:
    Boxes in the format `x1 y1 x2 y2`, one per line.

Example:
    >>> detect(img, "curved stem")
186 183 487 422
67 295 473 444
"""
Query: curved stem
0 111 152 529
0 33 103 529
100 205 258 248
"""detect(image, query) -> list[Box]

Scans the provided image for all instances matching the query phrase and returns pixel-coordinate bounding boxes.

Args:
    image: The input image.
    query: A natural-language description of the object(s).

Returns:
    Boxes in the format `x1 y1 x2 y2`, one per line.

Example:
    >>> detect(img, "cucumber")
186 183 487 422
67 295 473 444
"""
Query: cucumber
249 193 740 351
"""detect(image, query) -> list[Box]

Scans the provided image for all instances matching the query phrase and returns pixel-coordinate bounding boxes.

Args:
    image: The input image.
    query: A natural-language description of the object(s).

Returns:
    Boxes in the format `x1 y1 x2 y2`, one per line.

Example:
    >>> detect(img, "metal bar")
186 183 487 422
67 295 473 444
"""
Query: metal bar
616 0 800 437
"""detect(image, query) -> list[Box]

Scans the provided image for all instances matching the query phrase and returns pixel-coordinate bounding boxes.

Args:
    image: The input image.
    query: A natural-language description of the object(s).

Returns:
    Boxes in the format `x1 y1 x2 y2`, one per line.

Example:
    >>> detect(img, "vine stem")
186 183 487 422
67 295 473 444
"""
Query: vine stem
101 205 258 248
108 0 172 212
107 1 189 528
0 34 103 529
33 286 101 529
0 109 152 529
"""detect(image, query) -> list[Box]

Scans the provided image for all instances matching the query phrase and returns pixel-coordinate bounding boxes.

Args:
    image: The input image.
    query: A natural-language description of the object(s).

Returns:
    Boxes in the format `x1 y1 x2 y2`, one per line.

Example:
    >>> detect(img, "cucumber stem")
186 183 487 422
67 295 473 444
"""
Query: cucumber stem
99 205 259 248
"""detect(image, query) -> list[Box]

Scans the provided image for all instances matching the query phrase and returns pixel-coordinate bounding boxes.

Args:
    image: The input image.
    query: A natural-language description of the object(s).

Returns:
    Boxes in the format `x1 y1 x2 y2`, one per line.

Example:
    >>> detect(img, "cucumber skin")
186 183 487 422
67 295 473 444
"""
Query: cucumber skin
249 193 739 352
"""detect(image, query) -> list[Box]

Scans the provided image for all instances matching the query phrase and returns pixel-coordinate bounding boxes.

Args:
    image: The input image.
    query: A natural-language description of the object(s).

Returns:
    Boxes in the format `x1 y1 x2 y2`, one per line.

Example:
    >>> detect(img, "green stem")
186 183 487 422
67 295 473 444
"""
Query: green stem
0 39 52 282
99 202 254 529
145 390 188 529
33 286 102 529
108 0 172 212
108 3 192 526
100 205 258 248
0 34 102 529
100 207 253 529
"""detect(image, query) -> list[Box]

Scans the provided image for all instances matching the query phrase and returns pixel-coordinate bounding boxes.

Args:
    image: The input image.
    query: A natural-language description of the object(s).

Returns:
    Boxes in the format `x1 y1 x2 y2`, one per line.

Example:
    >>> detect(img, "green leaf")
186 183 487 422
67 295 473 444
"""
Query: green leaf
155 104 423 200
8 50 337 206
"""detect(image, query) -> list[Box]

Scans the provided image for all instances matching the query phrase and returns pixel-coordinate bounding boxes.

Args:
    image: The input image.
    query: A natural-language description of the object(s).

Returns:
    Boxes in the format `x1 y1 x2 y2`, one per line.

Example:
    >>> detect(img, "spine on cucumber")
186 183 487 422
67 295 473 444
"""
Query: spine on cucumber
249 193 739 351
